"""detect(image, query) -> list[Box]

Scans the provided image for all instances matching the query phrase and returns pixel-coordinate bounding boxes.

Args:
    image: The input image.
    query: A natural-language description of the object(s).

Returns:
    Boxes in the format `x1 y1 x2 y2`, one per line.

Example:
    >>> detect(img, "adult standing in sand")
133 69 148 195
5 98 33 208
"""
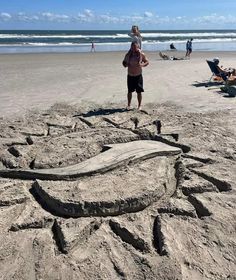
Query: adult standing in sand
185 38 193 58
122 42 149 110
128 25 142 49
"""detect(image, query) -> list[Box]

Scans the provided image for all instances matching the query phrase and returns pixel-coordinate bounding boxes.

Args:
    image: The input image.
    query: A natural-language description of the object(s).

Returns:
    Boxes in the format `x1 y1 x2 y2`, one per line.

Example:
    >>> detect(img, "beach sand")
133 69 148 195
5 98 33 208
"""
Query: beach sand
0 51 236 279
1 51 236 118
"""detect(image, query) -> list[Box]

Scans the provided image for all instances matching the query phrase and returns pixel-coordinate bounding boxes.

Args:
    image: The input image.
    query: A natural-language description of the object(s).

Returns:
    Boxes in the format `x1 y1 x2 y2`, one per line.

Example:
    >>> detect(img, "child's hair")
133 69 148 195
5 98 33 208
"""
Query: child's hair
132 25 139 31
131 25 142 39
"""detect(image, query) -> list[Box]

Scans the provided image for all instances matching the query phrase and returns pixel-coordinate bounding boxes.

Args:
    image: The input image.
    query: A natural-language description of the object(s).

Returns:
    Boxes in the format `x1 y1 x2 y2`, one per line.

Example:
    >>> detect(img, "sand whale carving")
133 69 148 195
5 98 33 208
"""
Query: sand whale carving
0 140 181 217
0 140 181 181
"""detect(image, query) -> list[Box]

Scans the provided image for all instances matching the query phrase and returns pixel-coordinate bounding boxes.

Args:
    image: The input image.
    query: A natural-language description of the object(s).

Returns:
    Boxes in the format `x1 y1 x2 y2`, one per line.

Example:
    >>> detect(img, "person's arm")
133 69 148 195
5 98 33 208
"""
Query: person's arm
128 32 135 38
140 53 149 67
218 65 228 74
122 60 128 67
122 53 129 67
217 65 231 77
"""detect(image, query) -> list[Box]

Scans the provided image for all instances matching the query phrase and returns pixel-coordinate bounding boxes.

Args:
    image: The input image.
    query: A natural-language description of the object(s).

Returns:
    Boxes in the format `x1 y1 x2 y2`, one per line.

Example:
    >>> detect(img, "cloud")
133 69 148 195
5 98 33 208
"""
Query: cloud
17 12 33 22
41 12 70 22
194 14 236 25
0 12 11 21
1 10 236 28
144 12 153 18
84 9 94 17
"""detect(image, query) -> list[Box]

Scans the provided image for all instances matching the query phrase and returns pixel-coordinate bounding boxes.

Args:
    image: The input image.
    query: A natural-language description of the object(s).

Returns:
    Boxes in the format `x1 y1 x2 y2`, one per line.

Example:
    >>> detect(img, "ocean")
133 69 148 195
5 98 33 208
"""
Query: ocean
1 29 236 54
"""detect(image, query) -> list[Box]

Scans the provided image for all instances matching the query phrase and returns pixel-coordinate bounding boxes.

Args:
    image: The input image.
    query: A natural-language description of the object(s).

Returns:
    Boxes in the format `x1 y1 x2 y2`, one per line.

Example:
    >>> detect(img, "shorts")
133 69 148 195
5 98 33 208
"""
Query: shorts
127 74 144 93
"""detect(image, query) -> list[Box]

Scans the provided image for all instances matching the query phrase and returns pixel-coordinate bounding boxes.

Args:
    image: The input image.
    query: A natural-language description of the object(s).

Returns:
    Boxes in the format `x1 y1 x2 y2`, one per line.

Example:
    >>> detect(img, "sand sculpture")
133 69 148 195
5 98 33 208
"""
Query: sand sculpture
0 103 235 280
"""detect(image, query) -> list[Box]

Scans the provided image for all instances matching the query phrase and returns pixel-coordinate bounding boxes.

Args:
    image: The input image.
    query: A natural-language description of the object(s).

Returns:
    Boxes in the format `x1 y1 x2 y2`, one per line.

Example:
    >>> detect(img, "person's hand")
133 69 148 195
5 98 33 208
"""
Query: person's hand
140 60 149 67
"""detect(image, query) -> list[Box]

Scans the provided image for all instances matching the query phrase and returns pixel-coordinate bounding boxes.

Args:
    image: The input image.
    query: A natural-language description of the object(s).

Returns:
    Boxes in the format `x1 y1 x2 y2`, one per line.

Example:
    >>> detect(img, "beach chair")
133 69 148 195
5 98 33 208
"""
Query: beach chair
206 60 228 83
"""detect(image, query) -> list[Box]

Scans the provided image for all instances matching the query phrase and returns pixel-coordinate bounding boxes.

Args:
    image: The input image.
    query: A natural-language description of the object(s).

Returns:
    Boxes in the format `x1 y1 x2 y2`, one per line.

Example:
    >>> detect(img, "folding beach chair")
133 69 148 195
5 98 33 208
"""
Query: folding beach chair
206 60 229 83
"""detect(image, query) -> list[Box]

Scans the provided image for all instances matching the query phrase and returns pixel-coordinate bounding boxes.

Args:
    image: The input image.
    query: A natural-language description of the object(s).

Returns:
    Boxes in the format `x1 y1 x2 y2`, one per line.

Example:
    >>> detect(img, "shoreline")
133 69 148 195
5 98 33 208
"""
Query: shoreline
1 42 236 54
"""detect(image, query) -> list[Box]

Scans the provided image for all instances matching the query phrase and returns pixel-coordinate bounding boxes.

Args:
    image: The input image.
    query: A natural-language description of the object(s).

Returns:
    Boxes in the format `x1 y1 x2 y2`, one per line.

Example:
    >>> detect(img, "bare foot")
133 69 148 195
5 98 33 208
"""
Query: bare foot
137 106 142 111
126 106 131 111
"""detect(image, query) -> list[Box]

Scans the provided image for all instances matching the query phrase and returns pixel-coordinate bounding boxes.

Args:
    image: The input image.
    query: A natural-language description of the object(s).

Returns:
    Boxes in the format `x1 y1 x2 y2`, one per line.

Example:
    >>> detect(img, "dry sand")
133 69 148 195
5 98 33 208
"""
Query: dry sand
1 51 236 117
0 51 236 279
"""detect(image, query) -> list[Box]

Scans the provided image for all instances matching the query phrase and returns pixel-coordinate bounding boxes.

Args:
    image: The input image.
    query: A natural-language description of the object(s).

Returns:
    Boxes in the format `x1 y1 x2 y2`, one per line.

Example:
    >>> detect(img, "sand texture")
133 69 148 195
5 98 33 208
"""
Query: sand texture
0 101 235 280
1 51 236 118
0 51 236 279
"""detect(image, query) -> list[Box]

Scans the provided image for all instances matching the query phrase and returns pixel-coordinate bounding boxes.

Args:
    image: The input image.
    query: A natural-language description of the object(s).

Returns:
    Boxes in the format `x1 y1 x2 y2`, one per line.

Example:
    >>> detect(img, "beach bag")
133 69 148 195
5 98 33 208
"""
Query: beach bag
227 86 236 96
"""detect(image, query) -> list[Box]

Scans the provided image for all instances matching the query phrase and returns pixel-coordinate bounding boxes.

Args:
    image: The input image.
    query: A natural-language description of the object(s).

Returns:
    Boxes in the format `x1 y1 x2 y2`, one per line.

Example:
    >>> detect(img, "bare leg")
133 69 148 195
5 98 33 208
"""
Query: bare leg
137 92 142 109
127 92 132 109
189 50 192 59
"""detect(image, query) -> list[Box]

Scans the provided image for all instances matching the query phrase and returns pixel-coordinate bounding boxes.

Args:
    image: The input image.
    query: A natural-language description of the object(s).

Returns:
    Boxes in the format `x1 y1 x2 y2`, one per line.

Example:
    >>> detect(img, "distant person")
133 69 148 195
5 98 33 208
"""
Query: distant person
128 25 142 49
122 42 149 110
159 51 185 61
185 38 193 58
170 43 176 50
91 42 95 52
213 57 235 79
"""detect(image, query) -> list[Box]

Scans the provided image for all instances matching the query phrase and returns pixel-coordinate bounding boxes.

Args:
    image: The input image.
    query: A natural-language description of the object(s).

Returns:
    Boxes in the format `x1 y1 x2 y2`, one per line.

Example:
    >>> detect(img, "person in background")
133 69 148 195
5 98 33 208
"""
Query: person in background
159 51 185 60
185 38 193 58
170 43 176 50
128 25 142 49
213 57 235 79
122 42 149 110
91 42 95 52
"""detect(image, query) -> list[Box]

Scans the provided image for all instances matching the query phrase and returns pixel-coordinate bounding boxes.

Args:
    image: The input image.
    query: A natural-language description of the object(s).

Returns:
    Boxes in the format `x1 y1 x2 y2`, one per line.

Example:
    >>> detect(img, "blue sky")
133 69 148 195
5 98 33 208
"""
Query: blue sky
0 0 236 30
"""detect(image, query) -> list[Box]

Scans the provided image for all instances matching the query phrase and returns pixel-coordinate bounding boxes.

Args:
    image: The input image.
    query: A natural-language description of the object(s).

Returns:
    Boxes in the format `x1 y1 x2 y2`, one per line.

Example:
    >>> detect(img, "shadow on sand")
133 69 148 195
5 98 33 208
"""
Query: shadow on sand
73 108 127 118
191 80 224 88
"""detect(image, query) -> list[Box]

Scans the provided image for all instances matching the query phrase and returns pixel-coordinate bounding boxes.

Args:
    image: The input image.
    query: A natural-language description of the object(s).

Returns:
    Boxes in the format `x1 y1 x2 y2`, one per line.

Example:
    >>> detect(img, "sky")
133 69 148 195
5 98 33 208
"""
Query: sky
0 0 236 30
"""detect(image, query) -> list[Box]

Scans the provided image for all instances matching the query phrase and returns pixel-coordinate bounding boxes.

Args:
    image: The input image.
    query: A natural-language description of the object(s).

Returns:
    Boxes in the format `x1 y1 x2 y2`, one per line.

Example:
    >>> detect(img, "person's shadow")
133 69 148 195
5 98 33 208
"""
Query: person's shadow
74 108 127 118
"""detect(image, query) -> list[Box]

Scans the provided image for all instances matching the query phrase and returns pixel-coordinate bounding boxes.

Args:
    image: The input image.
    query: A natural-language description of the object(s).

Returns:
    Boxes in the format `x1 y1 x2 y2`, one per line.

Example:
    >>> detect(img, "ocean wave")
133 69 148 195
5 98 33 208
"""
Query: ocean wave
1 30 236 53
0 38 236 47
1 31 236 40
1 37 236 47
141 32 236 37
0 34 126 39
143 38 236 44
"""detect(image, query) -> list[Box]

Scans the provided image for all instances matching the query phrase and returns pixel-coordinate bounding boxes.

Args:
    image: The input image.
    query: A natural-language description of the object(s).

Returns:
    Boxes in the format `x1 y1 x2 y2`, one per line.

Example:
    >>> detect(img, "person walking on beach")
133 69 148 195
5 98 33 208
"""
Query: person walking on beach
91 42 95 52
122 42 149 110
128 25 142 49
185 38 193 58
